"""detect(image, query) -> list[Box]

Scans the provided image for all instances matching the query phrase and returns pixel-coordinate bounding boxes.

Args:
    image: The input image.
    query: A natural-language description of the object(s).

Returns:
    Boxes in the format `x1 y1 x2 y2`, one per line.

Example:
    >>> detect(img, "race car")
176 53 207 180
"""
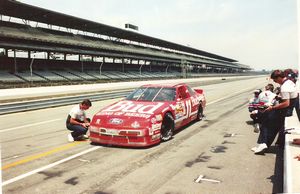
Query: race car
89 83 206 147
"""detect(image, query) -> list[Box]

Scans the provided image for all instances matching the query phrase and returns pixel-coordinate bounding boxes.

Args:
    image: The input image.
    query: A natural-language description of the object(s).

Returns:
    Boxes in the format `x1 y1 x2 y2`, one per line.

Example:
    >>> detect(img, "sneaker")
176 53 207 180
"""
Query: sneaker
251 146 257 152
82 134 89 139
254 143 267 154
68 134 74 142
77 134 89 140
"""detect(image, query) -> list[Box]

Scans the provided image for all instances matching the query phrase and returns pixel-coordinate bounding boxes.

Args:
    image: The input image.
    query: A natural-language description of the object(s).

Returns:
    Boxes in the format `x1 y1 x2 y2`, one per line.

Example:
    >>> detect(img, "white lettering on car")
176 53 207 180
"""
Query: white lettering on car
185 100 192 118
103 101 164 114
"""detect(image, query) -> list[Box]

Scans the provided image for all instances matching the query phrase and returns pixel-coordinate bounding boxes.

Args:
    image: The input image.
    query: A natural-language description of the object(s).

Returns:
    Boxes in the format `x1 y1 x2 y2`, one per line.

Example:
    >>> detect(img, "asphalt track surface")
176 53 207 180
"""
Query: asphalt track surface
1 76 283 194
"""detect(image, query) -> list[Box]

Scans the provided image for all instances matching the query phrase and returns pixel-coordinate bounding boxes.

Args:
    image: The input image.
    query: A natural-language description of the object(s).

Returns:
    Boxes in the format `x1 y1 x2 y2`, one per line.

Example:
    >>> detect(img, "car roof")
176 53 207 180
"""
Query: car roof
141 83 186 88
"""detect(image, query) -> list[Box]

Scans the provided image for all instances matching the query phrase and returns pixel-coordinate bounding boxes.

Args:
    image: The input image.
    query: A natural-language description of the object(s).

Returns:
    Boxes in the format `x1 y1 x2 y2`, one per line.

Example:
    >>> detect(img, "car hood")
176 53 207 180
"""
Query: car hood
92 100 171 128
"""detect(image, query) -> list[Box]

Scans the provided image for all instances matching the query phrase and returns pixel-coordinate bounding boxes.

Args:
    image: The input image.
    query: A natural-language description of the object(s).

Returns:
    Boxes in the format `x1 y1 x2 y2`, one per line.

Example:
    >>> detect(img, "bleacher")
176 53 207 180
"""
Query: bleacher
86 71 110 80
52 71 83 81
0 71 25 83
15 71 48 82
67 70 97 81
0 68 198 88
102 72 124 80
34 71 67 81
109 71 131 79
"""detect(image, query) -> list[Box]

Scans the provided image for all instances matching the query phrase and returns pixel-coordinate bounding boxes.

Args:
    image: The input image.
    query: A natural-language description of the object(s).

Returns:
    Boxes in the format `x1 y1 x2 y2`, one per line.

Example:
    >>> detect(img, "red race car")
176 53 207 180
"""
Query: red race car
89 83 206 147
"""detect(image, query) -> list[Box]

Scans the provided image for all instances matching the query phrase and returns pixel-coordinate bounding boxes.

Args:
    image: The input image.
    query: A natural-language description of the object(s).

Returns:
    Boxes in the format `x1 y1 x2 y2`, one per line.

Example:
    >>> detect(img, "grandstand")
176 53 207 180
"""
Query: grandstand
0 0 252 88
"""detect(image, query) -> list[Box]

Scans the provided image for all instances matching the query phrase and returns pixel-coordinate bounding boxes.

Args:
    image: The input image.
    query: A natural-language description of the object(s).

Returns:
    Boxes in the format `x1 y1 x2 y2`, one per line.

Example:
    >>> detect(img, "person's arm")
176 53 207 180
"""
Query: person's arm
83 117 90 126
266 99 289 111
70 117 88 127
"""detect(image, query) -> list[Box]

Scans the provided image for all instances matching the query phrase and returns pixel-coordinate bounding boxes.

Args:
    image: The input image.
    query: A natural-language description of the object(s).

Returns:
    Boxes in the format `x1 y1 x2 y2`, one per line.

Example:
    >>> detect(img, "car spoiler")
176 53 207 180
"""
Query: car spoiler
194 89 204 94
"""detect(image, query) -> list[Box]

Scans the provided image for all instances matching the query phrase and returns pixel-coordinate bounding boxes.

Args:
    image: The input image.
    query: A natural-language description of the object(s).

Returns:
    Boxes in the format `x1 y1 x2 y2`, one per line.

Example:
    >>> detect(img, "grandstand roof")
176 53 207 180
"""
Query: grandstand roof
0 0 238 63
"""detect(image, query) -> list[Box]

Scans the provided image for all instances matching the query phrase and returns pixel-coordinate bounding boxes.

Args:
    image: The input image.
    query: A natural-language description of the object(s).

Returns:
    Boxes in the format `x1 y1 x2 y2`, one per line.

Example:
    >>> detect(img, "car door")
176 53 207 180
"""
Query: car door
186 85 201 120
175 85 192 127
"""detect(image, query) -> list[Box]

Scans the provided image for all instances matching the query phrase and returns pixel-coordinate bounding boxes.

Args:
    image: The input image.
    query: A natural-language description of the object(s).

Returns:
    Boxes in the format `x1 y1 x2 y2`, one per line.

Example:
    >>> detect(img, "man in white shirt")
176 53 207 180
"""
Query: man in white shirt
66 99 92 142
255 70 297 154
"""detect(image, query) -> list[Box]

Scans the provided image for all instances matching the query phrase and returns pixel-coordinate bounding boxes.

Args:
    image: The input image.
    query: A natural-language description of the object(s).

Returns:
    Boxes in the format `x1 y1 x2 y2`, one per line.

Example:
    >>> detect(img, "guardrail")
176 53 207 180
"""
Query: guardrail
0 90 131 115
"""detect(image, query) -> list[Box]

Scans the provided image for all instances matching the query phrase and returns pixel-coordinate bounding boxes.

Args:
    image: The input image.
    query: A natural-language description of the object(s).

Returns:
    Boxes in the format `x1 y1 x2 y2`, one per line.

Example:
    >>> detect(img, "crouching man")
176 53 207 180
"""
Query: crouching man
66 99 92 142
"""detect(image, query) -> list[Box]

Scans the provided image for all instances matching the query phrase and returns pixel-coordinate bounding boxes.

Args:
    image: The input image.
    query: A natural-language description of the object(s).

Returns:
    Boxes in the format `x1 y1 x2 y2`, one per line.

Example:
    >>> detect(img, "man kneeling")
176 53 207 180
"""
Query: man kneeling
66 99 92 142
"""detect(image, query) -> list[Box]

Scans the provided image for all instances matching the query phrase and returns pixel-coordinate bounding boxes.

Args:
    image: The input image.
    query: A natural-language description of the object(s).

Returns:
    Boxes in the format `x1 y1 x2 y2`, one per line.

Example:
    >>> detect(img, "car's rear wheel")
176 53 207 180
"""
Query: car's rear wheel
196 105 204 121
161 112 174 141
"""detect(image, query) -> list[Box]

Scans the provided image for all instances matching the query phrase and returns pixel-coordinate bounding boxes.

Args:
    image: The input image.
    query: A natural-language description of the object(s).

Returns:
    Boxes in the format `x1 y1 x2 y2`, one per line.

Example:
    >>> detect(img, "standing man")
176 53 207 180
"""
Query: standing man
66 99 92 142
263 70 297 150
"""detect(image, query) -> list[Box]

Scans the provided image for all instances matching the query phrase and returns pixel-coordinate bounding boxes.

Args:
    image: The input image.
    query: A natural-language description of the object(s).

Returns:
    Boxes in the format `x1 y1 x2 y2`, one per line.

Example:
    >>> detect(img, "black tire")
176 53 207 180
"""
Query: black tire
196 105 204 121
161 112 174 141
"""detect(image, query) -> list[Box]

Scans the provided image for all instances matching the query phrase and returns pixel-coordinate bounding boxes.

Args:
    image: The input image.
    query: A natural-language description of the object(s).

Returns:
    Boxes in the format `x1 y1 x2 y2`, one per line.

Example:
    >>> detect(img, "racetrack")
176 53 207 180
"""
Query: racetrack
1 76 283 194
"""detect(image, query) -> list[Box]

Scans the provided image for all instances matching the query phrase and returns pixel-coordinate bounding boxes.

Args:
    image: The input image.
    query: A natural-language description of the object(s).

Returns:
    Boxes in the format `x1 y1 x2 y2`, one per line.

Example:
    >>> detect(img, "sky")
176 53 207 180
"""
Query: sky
20 0 299 71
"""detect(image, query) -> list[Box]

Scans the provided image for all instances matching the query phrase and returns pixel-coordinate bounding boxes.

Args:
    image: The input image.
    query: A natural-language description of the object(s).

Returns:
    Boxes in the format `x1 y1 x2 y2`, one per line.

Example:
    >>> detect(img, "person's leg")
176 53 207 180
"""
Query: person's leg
257 112 269 144
264 110 281 147
294 97 300 121
67 124 88 139
272 109 287 148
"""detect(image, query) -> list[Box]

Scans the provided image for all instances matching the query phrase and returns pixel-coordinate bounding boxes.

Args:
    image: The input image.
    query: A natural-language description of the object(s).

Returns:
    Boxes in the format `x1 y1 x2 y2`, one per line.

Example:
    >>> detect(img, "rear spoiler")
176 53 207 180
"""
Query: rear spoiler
194 89 204 94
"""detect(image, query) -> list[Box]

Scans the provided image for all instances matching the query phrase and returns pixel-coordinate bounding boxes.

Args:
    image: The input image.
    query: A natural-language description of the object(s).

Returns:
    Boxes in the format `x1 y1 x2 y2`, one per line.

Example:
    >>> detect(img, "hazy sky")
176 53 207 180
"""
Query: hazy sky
20 0 298 71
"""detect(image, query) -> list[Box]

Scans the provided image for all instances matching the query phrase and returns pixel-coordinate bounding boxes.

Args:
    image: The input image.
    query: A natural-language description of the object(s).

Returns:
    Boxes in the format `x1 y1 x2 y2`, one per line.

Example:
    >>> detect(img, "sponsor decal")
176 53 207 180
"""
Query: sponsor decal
96 119 101 124
190 96 200 106
103 101 164 114
131 121 140 128
97 112 113 116
109 118 123 125
124 112 151 119
175 102 185 119
151 123 161 130
105 129 119 135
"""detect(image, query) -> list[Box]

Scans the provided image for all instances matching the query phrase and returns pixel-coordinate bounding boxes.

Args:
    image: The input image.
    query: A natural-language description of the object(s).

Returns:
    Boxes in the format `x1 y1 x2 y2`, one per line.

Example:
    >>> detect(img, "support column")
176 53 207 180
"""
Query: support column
14 49 17 73
4 48 8 57
122 58 125 72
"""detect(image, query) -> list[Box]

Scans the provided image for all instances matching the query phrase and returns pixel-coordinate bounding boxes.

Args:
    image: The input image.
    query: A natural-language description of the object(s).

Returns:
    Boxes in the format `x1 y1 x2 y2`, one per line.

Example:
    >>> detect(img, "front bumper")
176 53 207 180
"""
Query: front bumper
89 130 161 147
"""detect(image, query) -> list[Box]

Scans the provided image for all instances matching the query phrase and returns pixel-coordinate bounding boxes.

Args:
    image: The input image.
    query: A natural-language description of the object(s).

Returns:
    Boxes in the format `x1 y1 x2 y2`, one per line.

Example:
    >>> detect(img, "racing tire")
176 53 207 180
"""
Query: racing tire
161 112 174 141
196 105 204 121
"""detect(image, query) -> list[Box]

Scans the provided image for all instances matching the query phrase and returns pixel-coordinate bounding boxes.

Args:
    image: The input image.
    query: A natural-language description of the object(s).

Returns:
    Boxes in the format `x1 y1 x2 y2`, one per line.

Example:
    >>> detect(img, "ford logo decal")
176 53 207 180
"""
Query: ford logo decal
109 118 123 125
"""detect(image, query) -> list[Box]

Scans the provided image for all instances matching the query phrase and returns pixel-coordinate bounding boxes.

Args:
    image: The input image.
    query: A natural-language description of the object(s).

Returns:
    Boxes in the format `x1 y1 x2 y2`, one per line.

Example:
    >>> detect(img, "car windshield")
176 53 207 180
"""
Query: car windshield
126 87 176 102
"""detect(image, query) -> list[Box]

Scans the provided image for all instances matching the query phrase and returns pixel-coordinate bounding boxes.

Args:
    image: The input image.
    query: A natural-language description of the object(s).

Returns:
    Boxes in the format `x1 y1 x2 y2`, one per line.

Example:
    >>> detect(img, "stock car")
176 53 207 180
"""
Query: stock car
89 83 206 147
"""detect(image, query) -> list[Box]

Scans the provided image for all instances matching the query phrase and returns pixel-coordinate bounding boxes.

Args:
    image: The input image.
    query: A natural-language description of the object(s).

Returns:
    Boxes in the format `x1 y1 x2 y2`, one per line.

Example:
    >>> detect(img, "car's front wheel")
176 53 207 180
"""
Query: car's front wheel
161 112 174 141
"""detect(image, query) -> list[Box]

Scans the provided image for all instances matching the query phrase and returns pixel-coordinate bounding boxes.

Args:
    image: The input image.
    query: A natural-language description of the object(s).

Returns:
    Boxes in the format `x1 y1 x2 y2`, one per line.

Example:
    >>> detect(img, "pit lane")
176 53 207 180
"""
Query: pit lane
1 76 283 194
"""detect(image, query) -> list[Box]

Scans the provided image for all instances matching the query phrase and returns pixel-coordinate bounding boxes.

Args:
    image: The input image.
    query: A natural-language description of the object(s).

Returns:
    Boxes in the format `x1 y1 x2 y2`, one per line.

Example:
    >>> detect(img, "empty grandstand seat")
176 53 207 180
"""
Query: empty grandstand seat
0 71 25 83
34 71 67 81
86 71 110 80
52 71 83 81
102 71 124 79
15 71 48 82
67 70 97 81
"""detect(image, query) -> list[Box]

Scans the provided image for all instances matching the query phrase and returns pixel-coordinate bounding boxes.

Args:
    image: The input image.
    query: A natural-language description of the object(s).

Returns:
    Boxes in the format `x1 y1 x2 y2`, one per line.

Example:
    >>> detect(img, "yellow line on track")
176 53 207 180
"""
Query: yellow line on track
2 141 84 170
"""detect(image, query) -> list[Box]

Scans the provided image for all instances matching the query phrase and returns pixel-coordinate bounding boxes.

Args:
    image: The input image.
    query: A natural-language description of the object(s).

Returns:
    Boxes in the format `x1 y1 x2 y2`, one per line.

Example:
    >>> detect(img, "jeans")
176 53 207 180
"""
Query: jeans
66 124 88 139
66 118 90 139
294 97 300 121
257 110 279 146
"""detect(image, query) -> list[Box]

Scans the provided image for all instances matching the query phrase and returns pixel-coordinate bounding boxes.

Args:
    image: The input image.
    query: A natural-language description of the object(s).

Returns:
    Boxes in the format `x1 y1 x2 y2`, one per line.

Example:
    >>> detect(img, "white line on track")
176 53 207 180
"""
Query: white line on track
2 146 100 187
0 119 62 133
